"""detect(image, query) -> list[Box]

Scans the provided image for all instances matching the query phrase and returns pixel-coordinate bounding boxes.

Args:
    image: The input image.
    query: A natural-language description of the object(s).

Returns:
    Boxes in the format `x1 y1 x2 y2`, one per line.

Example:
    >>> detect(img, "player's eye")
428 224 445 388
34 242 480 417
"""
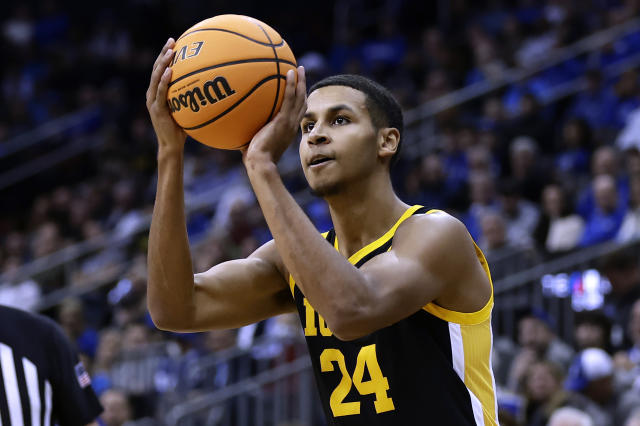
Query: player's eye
333 116 350 125
302 122 315 133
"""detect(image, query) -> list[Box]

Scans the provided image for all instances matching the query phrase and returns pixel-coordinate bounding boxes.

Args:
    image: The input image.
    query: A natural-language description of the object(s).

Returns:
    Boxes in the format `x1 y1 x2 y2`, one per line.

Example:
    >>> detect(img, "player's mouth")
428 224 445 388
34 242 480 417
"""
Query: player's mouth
308 155 335 168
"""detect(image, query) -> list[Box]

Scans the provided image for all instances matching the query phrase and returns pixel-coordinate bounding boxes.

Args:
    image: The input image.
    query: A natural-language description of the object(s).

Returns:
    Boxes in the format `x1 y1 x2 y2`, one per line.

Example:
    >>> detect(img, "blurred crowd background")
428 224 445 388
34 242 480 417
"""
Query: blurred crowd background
3 0 640 425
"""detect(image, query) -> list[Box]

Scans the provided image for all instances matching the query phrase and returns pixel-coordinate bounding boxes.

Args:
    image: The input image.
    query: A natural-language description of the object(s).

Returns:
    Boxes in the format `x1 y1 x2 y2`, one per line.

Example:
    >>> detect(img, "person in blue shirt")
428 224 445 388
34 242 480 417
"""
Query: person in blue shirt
579 175 626 246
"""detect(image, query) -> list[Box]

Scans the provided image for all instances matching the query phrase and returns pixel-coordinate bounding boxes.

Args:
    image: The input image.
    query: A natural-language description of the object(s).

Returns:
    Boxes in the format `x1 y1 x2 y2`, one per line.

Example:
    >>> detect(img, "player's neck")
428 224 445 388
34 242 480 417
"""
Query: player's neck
326 174 409 259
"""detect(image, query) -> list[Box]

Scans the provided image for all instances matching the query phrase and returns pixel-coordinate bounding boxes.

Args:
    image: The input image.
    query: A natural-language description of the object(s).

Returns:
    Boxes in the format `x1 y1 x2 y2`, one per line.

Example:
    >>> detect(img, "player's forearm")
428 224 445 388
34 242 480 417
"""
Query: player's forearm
147 148 196 330
245 158 371 331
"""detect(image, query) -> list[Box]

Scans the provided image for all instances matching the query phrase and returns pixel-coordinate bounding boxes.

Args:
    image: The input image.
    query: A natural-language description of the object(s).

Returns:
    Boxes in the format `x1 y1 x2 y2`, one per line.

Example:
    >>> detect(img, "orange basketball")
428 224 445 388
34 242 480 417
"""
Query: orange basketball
166 15 297 150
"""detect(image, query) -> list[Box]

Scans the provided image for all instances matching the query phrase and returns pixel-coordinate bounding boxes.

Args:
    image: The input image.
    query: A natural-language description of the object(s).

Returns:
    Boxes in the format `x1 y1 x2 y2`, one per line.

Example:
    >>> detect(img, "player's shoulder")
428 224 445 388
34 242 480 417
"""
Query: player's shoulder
395 209 470 247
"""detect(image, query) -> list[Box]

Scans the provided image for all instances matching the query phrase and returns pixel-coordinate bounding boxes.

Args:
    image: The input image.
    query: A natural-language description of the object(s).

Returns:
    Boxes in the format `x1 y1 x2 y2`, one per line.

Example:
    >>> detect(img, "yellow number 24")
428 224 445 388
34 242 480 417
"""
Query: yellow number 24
319 344 395 417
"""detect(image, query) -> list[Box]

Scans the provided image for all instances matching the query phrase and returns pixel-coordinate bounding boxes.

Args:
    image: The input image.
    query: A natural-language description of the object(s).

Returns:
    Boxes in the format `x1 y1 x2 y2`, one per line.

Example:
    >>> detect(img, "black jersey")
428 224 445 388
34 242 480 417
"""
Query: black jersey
0 305 103 425
289 206 499 425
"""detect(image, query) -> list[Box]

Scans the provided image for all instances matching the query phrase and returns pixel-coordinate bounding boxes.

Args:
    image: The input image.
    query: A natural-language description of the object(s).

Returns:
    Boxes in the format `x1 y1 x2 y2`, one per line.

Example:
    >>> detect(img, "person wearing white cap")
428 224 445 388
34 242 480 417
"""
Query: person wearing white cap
565 348 624 425
548 407 593 426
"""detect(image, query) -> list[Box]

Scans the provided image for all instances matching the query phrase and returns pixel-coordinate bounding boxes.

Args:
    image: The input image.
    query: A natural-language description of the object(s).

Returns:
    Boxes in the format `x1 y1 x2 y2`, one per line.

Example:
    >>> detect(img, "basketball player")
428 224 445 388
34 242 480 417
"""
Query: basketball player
146 38 499 425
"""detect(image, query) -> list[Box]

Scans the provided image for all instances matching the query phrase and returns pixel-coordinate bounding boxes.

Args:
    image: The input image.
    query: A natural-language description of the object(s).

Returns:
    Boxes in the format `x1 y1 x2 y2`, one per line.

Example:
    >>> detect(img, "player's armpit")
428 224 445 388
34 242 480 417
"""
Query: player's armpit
330 212 491 341
157 240 295 332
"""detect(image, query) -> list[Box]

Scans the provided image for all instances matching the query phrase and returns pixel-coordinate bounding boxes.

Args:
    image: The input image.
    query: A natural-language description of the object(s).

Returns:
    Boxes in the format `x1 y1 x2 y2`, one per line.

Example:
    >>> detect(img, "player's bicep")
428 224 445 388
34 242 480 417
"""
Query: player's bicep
352 213 479 334
359 251 442 323
191 240 295 331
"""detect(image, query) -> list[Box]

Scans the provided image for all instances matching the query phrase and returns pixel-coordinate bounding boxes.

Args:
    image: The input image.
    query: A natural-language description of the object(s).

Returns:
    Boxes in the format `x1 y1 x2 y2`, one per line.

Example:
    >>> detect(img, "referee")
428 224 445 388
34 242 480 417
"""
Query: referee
0 305 103 425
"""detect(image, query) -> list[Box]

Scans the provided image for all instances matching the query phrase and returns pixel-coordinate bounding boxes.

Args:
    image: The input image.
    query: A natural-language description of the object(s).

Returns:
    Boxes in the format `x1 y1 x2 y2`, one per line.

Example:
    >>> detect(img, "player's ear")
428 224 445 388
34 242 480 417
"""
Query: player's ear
378 127 400 161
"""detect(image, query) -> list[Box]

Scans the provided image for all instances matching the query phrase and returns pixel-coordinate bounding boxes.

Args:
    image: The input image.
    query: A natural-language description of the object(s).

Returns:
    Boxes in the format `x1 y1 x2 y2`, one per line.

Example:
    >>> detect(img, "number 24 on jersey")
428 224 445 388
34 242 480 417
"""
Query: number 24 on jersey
321 344 395 417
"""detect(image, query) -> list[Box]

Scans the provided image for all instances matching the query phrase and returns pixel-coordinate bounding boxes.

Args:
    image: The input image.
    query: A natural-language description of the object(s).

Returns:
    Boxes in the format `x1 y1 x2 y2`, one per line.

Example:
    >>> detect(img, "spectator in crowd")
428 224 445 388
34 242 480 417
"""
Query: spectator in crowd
58 297 100 359
506 308 574 392
627 409 640 426
547 406 594 426
573 310 612 353
579 174 626 247
617 174 640 242
569 69 615 133
91 327 122 395
565 348 631 425
478 211 533 280
600 248 640 349
534 183 585 256
577 146 629 219
497 180 540 249
464 171 499 241
554 118 592 185
613 298 640 384
523 360 607 426
100 389 133 426
507 135 548 203
404 153 450 208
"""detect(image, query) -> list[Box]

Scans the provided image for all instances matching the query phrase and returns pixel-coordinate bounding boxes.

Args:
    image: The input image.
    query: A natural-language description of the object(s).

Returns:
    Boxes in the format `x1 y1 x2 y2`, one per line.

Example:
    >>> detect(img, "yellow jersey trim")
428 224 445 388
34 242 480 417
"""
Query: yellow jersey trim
335 205 425 265
423 240 494 325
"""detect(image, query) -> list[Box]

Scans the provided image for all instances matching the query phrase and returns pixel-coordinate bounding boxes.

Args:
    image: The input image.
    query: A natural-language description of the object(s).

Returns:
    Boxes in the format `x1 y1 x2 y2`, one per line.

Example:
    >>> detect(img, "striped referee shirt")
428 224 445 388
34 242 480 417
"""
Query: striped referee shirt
0 305 102 425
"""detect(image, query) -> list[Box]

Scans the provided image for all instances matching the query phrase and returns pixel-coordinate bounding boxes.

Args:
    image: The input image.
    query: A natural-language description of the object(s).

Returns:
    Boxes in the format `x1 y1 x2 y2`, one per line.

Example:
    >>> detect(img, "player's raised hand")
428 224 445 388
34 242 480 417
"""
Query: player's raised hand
243 66 306 165
146 37 187 151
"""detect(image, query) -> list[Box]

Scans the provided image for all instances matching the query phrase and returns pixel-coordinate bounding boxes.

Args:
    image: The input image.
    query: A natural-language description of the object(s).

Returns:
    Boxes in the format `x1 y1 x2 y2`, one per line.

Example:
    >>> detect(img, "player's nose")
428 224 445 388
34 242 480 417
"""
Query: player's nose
308 124 329 145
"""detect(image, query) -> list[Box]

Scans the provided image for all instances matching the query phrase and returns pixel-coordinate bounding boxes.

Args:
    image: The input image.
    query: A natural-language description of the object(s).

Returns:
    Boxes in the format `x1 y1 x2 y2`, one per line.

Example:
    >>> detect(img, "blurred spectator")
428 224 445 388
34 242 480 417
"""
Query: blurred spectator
600 247 640 349
497 180 540 249
547 406 594 426
506 308 574 392
577 146 629 219
617 174 640 242
91 328 123 395
573 310 612 353
579 175 626 247
569 69 616 132
58 297 99 359
109 322 168 416
463 171 498 241
565 348 626 425
0 256 41 310
534 184 585 255
100 389 133 426
554 118 592 184
608 69 640 130
523 360 607 426
478 211 538 280
613 298 640 384
627 409 640 426
508 135 548 203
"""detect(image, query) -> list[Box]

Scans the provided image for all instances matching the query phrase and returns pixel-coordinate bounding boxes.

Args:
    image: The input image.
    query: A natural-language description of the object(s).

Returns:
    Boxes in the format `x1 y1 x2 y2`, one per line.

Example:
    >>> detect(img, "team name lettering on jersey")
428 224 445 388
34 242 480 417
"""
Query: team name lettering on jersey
303 298 333 337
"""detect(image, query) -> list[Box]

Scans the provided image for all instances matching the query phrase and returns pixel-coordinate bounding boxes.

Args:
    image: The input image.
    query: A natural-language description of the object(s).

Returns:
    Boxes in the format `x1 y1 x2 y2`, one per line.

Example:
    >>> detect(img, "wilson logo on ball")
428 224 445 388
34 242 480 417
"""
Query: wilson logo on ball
167 76 236 113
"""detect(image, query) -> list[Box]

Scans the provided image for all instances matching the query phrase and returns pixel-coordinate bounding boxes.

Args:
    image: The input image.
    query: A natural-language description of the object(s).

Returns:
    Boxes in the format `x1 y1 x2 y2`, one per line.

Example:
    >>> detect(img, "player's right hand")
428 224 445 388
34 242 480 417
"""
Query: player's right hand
146 38 187 151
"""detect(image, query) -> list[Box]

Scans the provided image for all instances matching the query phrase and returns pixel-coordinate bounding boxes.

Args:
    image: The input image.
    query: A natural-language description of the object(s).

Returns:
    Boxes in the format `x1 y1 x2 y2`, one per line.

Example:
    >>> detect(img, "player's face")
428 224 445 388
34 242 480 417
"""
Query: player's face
299 86 380 196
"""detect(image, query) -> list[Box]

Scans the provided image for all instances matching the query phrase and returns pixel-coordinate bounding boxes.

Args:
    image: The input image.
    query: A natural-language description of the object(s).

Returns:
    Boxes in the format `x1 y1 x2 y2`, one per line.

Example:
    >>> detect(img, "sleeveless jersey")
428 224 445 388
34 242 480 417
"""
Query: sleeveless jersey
288 205 499 425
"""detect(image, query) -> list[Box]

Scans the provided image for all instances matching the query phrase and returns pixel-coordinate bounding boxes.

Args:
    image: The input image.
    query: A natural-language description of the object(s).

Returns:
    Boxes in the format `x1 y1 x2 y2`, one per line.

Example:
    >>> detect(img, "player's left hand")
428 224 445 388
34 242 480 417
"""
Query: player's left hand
242 66 306 166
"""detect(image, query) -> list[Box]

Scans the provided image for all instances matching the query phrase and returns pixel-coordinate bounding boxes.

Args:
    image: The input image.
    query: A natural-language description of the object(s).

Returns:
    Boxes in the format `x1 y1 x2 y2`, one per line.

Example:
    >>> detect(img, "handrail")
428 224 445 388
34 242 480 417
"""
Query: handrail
0 135 104 190
494 237 640 295
0 107 101 158
165 356 312 424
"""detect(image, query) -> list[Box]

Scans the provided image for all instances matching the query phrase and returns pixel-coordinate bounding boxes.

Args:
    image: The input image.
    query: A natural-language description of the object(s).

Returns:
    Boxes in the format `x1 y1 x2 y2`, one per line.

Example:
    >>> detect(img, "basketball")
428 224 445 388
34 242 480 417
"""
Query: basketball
166 15 297 150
